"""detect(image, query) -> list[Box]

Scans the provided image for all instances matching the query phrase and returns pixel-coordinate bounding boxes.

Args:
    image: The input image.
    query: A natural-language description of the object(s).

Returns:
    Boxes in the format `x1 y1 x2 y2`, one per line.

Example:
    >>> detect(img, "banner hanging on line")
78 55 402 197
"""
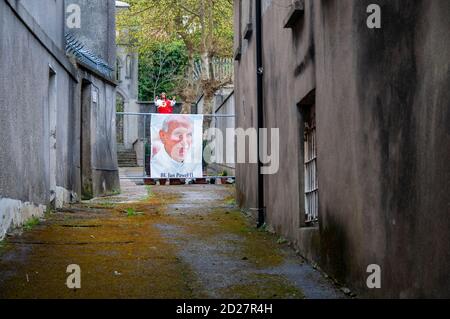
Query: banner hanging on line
150 114 204 179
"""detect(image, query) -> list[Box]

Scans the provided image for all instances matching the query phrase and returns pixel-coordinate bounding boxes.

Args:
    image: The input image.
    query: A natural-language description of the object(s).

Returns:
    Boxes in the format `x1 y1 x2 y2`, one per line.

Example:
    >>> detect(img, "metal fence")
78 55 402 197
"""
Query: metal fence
116 112 236 181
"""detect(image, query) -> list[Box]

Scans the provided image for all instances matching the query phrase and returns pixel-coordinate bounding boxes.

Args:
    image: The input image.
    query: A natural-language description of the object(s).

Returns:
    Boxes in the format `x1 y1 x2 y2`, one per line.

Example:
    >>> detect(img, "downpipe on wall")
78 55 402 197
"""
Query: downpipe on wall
256 0 266 228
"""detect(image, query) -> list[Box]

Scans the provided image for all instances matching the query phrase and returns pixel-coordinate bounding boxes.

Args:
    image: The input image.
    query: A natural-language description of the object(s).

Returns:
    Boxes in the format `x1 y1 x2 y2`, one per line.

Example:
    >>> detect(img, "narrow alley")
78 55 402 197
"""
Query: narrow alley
1 0 449 302
0 174 344 299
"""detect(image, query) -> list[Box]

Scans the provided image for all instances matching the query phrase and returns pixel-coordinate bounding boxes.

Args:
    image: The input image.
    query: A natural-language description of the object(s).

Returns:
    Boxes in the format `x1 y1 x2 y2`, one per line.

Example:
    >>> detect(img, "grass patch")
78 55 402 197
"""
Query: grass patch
257 223 268 232
145 185 154 200
110 188 121 196
125 208 143 217
23 217 40 231
225 198 236 206
177 208 285 269
223 194 237 206
45 206 55 218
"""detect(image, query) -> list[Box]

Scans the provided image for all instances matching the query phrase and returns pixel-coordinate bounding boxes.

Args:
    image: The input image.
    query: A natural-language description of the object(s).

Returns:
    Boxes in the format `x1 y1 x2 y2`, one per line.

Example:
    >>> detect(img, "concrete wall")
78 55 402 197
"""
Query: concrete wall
18 0 66 50
0 0 78 237
75 68 120 199
90 73 121 196
116 44 140 149
234 0 450 298
116 46 139 101
0 0 120 238
64 0 116 66
234 0 259 214
121 99 141 150
314 0 450 299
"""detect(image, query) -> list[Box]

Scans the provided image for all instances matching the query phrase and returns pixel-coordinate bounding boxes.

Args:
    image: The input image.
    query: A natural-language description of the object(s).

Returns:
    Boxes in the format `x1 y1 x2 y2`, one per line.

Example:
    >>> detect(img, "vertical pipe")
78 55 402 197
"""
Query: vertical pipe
256 0 265 228
143 114 146 178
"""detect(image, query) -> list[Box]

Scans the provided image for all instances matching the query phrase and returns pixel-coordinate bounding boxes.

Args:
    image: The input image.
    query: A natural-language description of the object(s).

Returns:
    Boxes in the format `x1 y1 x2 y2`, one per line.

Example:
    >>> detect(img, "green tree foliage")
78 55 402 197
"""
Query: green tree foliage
138 41 189 101
117 0 234 113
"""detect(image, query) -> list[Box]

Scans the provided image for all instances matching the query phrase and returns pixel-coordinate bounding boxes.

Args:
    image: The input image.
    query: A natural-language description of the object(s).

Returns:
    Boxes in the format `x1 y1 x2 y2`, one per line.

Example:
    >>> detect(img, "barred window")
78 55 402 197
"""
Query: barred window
304 104 318 225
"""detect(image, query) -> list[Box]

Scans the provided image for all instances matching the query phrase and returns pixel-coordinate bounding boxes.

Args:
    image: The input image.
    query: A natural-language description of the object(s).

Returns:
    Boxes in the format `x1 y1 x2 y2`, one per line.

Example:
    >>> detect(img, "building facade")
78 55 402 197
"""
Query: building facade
234 0 450 298
115 1 140 152
0 0 120 239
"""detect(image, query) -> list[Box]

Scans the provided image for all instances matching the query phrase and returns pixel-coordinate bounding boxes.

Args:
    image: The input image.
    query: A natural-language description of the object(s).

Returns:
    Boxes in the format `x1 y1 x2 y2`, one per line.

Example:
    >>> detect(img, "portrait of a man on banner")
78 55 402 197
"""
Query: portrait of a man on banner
150 114 204 179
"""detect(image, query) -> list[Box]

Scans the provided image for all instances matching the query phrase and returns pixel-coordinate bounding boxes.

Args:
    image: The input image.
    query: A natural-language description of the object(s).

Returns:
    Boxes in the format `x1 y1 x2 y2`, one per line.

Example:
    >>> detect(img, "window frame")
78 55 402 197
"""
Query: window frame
298 90 319 227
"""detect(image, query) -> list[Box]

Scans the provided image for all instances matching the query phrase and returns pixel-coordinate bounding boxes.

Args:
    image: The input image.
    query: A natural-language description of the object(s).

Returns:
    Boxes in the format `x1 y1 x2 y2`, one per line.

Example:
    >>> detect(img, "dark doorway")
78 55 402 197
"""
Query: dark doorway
48 67 57 207
80 80 93 200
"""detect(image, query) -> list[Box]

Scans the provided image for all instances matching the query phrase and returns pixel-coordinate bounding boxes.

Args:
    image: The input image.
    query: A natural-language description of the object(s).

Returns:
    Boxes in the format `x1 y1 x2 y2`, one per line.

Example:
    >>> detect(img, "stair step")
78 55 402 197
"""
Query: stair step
117 148 138 168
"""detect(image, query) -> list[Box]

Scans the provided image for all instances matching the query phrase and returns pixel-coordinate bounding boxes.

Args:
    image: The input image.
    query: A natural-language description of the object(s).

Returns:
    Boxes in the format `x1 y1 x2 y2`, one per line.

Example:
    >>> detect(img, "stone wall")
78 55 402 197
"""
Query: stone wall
234 0 450 298
0 0 78 237
0 0 120 238
64 0 116 66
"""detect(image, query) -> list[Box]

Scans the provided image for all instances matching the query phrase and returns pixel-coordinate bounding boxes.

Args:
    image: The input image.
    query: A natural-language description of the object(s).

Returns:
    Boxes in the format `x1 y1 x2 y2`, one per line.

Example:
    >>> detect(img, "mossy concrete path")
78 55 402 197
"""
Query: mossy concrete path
0 181 345 299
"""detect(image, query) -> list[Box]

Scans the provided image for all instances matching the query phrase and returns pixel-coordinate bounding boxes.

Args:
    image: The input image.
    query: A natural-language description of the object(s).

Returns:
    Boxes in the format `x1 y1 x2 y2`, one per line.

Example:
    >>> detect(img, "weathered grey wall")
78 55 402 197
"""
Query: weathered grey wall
314 0 450 298
1 0 120 238
19 0 65 50
56 66 77 195
234 0 258 211
234 0 450 298
116 46 139 101
259 0 319 264
116 42 140 149
0 0 78 236
90 74 121 196
64 0 116 65
0 0 74 205
76 69 120 199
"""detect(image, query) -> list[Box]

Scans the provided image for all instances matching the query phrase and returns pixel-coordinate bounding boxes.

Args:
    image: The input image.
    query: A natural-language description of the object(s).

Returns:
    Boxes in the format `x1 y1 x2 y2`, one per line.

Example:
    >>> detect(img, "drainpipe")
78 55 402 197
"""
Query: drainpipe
255 0 265 228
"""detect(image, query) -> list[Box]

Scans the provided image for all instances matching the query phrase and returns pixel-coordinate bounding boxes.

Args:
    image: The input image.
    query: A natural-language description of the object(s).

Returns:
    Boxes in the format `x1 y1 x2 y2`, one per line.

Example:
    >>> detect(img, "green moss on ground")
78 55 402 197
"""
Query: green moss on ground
174 208 285 269
0 186 301 299
23 217 40 231
221 274 304 299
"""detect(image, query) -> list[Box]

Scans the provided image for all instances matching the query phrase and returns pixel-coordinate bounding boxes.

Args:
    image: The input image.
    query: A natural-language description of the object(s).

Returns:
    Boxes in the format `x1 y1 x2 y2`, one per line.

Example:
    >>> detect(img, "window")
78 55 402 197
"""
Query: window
116 93 125 144
243 0 253 40
298 90 318 226
283 0 305 29
48 67 57 205
116 58 122 82
234 0 243 61
304 104 318 224
125 55 132 78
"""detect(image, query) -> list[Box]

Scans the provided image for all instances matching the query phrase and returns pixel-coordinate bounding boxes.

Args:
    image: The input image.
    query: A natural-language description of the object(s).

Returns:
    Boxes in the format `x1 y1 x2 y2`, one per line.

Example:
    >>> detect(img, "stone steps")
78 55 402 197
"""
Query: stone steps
117 149 138 167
